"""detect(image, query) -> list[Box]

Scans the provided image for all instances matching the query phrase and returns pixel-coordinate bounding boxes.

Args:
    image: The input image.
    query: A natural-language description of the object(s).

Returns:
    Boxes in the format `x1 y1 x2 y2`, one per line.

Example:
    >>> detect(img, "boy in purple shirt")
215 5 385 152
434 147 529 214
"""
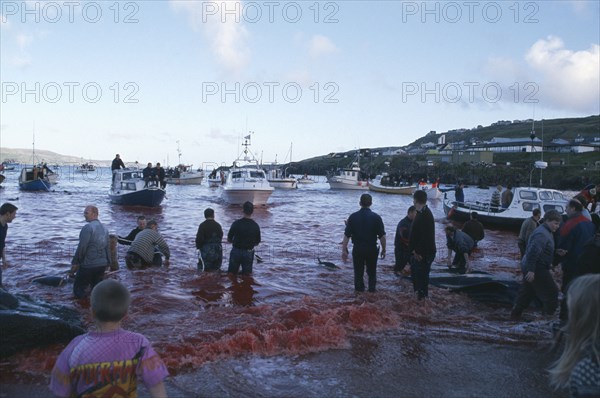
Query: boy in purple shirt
50 279 169 397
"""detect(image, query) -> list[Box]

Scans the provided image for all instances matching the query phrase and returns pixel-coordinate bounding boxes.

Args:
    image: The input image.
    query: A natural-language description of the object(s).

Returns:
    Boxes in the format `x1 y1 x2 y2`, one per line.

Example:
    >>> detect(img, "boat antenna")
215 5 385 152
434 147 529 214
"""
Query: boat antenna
176 140 182 165
540 119 544 187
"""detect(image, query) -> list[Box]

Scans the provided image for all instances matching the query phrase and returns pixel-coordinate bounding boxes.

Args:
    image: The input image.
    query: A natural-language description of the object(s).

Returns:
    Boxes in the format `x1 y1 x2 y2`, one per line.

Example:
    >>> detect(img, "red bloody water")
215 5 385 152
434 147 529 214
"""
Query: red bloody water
0 168 557 394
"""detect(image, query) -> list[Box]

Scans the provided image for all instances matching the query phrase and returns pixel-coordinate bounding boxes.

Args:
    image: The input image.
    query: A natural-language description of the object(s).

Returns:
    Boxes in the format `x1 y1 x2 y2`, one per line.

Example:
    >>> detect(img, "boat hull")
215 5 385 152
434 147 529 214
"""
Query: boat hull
369 183 415 195
109 188 166 207
327 180 369 190
268 179 298 189
297 178 315 185
208 178 222 188
166 176 204 185
19 179 51 191
221 188 274 205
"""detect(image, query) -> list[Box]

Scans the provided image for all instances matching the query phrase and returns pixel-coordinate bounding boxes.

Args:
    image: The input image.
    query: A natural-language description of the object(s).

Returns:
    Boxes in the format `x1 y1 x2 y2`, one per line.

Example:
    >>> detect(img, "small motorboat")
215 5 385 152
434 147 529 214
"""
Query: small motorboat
369 174 415 195
443 187 567 230
109 168 166 207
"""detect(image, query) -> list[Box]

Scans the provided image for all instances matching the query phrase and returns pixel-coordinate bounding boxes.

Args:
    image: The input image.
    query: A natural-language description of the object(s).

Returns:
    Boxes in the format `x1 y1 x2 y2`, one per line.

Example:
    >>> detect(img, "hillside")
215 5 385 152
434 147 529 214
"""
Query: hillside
0 148 111 166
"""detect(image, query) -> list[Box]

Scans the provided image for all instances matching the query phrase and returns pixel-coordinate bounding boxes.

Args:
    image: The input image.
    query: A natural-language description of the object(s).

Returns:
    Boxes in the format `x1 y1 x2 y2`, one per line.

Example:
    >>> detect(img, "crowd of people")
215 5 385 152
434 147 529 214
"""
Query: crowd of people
1 179 599 397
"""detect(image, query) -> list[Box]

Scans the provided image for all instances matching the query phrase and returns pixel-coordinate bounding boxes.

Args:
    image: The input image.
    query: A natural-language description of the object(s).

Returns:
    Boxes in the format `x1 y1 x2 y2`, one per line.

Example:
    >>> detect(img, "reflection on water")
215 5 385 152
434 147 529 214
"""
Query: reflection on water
0 169 555 388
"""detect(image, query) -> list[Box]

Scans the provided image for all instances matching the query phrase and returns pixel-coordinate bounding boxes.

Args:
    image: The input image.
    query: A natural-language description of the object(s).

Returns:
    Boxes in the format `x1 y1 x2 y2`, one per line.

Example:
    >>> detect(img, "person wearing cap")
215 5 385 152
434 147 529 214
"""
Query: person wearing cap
227 201 261 275
342 193 386 293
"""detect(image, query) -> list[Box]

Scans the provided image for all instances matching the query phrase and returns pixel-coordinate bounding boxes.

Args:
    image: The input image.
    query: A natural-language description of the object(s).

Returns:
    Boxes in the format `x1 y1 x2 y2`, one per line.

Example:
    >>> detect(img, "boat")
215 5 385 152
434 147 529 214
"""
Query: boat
109 168 166 207
19 131 53 191
369 174 415 195
443 186 567 229
76 163 96 173
38 163 59 184
18 166 51 191
326 153 369 190
267 168 298 189
297 174 316 184
207 168 227 187
415 182 442 199
165 141 205 185
221 135 274 205
165 164 205 185
266 143 297 189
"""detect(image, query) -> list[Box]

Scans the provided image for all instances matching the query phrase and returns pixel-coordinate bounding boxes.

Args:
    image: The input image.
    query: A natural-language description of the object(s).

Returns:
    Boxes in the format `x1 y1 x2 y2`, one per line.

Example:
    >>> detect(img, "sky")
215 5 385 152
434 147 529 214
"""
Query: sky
1 0 599 168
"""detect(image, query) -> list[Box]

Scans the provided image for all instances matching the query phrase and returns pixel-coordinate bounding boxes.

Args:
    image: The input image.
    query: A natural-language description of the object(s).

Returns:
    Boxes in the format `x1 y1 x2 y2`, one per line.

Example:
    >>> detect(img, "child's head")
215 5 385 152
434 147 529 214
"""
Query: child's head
566 274 600 340
91 279 131 322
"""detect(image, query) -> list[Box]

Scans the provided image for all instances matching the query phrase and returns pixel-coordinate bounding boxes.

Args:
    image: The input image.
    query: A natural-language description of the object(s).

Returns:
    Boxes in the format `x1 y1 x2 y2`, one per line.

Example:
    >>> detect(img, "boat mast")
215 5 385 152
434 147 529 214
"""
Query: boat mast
176 140 182 165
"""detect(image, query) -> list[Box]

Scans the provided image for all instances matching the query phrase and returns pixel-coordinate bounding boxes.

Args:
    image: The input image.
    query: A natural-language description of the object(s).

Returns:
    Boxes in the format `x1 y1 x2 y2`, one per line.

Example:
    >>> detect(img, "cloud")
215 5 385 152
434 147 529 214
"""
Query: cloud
10 55 32 68
525 36 599 113
170 0 250 78
16 33 33 50
206 128 238 144
308 34 338 58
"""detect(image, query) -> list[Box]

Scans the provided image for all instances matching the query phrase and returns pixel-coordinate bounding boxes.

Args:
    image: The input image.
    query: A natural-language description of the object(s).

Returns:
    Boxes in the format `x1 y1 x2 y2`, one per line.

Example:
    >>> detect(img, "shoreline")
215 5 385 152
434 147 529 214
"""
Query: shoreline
0 334 566 398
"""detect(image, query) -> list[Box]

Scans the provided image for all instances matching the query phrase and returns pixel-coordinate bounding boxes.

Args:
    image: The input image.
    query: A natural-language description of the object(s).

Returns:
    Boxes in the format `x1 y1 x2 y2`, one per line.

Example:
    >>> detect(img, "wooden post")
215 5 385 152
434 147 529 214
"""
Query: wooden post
109 234 119 271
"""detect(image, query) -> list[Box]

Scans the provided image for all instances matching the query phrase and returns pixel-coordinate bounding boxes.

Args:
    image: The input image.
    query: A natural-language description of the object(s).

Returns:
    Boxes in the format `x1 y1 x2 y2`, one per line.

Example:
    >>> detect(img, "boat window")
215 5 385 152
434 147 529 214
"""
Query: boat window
250 171 264 178
121 182 136 190
553 192 565 200
123 173 132 180
232 171 244 179
352 171 356 177
544 204 564 213
522 202 540 211
539 191 553 200
519 190 537 200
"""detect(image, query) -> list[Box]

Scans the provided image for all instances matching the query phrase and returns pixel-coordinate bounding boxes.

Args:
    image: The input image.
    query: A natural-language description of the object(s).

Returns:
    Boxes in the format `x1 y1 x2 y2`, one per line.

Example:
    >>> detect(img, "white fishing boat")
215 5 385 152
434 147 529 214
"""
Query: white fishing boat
327 154 369 190
369 174 415 195
221 135 274 205
297 174 316 185
265 143 297 189
166 164 205 185
76 163 96 173
207 169 227 187
165 141 205 185
109 168 166 207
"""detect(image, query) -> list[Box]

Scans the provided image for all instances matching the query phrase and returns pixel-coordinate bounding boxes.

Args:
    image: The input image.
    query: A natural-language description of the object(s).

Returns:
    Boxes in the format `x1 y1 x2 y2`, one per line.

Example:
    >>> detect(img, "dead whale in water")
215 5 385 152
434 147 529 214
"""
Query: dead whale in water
411 265 523 306
317 258 339 269
32 274 72 287
0 289 84 357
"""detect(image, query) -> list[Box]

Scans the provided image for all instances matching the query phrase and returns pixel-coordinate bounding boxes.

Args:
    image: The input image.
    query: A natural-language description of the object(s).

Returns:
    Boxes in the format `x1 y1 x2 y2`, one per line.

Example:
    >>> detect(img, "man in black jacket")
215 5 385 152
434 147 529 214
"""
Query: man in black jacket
409 190 436 299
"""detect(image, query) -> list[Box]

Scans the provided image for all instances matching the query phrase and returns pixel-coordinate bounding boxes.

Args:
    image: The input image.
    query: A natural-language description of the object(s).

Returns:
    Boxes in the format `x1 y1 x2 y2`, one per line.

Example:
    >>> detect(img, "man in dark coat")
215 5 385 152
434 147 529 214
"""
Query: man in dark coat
409 190 436 299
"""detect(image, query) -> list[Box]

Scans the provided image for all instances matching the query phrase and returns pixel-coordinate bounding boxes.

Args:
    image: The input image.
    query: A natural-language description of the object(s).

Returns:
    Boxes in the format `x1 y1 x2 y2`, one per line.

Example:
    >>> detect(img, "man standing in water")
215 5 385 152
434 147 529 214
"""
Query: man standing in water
70 205 110 299
517 208 541 258
409 190 436 300
196 208 224 271
394 206 416 276
0 203 18 287
511 209 562 320
342 193 386 293
227 201 261 276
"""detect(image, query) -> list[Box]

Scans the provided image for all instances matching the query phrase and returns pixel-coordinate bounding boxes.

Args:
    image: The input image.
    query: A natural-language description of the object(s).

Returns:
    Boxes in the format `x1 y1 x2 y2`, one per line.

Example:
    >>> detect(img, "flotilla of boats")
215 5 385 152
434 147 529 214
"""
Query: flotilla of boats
3 135 583 230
